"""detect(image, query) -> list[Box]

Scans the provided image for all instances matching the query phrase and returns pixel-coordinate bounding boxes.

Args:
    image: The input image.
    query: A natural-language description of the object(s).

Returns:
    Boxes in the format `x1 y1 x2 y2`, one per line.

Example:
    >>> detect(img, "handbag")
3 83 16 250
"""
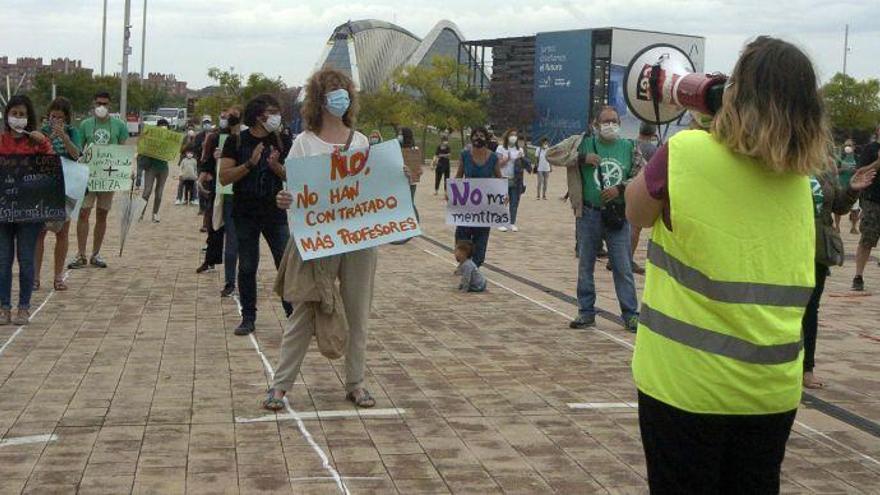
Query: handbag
816 222 844 267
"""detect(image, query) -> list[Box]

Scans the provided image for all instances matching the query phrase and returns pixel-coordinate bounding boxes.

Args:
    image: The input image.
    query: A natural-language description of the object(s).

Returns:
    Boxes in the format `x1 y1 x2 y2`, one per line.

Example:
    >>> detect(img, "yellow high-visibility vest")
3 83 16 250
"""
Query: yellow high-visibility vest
632 130 815 414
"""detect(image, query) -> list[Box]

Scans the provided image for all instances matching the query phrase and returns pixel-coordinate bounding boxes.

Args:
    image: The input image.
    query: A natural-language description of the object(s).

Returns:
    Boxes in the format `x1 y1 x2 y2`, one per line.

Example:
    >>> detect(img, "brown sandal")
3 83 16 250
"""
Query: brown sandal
53 279 68 291
346 388 376 408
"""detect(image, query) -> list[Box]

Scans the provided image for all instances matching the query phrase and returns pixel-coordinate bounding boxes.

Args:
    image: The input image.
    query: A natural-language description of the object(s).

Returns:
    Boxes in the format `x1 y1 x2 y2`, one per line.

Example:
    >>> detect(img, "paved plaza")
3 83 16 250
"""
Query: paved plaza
1 170 879 494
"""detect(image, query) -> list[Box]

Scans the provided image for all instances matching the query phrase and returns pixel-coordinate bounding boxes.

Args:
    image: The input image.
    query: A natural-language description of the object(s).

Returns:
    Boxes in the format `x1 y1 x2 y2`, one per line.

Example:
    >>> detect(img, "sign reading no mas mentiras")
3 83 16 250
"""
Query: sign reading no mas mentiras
446 178 510 227
81 144 134 192
0 154 66 223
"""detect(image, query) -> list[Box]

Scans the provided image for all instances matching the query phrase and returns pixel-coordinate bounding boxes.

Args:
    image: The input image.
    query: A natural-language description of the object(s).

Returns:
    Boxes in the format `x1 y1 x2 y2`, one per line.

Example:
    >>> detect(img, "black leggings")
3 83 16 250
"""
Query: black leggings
802 262 828 373
434 164 450 192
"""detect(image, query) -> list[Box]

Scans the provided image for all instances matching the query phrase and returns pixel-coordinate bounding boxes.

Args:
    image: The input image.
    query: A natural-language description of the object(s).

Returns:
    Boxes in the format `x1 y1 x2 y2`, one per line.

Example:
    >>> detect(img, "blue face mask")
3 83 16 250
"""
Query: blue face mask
325 89 350 118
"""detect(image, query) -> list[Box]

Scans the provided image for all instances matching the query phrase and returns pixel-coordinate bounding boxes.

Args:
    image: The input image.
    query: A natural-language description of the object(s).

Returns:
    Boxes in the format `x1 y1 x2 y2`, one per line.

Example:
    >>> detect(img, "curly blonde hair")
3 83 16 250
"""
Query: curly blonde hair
712 36 831 175
301 68 358 133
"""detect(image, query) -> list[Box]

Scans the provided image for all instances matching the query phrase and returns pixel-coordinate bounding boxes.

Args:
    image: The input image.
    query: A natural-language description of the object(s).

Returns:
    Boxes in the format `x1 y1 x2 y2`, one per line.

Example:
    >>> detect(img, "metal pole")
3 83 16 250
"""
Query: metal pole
120 0 132 117
101 0 108 76
842 24 849 78
140 0 147 81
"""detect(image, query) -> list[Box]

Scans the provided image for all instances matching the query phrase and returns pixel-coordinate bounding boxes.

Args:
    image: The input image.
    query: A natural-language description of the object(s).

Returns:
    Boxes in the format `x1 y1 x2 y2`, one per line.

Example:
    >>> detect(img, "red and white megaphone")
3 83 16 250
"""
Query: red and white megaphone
624 44 728 125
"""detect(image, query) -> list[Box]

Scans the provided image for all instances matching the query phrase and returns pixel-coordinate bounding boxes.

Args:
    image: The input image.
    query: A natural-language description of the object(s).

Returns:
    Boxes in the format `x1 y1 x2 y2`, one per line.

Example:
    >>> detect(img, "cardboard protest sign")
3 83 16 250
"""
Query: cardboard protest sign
286 140 420 260
80 144 134 192
137 125 183 163
0 154 66 223
401 147 424 184
215 134 233 195
445 178 510 227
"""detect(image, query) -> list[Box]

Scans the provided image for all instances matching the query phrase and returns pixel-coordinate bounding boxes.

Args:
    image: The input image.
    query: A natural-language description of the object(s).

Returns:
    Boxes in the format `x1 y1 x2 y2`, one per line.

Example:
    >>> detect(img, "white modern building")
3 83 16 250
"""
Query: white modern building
315 19 482 93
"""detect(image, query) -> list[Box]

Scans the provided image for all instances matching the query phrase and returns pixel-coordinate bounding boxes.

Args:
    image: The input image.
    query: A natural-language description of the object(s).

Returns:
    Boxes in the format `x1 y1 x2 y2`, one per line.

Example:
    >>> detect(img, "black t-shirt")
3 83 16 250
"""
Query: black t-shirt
435 144 451 168
221 127 292 221
858 142 880 203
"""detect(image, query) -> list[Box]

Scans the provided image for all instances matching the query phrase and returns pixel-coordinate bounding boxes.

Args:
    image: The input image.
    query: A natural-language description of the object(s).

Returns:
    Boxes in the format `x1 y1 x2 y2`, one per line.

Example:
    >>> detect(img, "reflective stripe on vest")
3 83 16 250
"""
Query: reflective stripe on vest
647 240 813 307
640 304 802 365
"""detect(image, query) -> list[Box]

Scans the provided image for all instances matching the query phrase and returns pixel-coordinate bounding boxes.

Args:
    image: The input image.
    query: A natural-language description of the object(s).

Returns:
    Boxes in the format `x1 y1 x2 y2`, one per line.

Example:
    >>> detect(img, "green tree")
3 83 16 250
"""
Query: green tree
822 73 880 138
358 83 414 132
241 73 286 102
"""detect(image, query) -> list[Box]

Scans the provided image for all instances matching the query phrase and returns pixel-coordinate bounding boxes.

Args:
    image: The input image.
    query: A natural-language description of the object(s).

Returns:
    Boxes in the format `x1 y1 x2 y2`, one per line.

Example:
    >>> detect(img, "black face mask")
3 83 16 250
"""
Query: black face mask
472 138 486 149
227 115 240 127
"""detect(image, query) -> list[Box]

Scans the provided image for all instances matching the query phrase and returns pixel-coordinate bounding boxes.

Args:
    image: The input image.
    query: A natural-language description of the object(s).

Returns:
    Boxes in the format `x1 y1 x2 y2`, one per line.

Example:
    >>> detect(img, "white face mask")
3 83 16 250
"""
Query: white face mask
599 123 620 140
94 105 109 119
263 114 282 133
8 116 28 132
186 152 194 158
219 119 229 129
844 146 854 154
187 130 195 137
508 135 517 145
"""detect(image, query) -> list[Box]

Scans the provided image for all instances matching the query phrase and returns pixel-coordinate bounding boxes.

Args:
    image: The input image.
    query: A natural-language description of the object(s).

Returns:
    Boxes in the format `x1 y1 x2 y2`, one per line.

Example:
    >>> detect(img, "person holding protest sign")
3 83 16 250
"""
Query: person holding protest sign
0 95 55 325
139 119 172 223
453 127 506 267
70 91 128 270
263 68 380 411
219 95 293 335
34 97 82 291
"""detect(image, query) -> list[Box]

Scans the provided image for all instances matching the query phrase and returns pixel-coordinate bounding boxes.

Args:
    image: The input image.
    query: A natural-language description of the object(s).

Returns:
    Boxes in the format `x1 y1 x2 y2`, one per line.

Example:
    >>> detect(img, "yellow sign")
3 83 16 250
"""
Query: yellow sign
137 126 183 163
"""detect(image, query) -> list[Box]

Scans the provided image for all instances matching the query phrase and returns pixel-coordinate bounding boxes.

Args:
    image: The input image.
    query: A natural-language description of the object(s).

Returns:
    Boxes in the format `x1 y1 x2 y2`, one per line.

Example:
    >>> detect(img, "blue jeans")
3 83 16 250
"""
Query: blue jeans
508 184 522 225
222 196 238 288
455 226 491 267
576 208 638 321
233 207 292 322
0 223 43 310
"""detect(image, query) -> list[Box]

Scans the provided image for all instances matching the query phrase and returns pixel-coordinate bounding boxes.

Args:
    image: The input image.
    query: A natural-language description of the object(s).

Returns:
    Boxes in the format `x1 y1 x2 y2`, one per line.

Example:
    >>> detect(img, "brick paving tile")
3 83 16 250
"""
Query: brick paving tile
0 165 878 494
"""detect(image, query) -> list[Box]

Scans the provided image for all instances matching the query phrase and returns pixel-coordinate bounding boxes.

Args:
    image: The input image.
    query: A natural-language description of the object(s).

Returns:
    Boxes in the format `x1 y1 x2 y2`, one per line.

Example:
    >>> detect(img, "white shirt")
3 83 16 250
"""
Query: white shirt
536 147 551 172
286 130 369 159
495 146 523 178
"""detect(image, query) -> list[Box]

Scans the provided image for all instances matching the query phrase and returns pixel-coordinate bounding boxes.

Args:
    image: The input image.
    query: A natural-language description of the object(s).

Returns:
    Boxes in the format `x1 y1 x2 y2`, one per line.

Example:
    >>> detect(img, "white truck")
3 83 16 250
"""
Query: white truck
155 107 188 130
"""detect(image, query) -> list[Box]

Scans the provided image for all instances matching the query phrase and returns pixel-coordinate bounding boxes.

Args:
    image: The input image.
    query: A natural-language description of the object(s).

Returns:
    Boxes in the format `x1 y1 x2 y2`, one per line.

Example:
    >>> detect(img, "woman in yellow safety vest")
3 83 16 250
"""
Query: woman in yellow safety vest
625 36 833 494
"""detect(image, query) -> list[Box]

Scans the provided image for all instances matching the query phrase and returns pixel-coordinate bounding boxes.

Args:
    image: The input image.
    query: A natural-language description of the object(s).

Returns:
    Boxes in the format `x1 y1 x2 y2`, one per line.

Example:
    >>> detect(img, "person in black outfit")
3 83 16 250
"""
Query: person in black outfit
434 136 451 197
218 94 293 335
852 125 880 291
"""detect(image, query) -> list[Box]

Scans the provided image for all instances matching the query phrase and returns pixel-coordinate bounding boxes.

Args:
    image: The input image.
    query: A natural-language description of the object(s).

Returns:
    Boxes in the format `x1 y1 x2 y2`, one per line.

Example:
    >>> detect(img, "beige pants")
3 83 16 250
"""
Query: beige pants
272 247 378 394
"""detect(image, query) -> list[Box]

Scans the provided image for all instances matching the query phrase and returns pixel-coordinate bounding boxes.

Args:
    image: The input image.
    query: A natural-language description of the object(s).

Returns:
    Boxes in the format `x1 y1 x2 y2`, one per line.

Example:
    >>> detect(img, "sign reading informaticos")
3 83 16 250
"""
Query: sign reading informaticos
286 140 421 260
0 154 66 223
81 144 134 192
445 178 510 227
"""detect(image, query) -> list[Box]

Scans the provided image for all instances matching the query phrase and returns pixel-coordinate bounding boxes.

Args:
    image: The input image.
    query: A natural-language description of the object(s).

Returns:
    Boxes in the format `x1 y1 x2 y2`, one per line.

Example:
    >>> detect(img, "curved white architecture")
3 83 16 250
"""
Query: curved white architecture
316 19 478 93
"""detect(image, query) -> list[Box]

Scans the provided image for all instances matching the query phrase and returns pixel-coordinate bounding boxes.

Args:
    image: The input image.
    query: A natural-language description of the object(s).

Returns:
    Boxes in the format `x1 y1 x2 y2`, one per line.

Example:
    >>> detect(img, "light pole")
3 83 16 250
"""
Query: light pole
843 24 850 78
140 0 147 81
101 0 108 76
120 0 132 117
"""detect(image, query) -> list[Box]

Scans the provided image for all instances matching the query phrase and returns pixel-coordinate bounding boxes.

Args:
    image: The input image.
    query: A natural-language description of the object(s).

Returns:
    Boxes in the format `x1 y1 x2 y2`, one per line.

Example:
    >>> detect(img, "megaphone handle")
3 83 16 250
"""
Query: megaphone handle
649 64 663 127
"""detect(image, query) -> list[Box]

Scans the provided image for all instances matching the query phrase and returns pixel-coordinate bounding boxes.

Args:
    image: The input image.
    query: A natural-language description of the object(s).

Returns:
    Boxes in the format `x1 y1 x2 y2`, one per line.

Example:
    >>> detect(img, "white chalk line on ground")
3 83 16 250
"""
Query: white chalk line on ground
0 433 58 448
231 295 350 495
417 244 880 469
568 402 638 410
291 476 385 482
236 407 406 424
0 270 71 358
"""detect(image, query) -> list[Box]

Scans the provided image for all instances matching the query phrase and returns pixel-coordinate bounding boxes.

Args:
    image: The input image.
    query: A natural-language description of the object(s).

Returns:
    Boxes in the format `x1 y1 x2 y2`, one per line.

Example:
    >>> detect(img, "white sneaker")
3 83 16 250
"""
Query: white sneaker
498 226 509 232
152 213 160 223
174 199 182 205
190 200 198 206
511 225 519 232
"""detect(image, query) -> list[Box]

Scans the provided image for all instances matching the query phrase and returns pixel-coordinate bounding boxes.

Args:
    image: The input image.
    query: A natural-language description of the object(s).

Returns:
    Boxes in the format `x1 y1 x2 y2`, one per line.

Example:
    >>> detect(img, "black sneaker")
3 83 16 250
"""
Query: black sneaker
220 284 235 297
234 320 255 336
569 314 596 329
852 276 865 291
195 263 214 274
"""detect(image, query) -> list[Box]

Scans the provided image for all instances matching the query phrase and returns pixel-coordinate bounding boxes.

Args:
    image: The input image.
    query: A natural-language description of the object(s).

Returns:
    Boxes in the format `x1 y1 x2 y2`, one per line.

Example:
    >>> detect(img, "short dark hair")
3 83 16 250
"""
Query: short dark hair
157 119 169 127
639 122 657 137
540 137 549 144
47 96 74 124
94 91 111 101
4 94 38 133
470 126 488 140
455 240 475 258
243 94 281 127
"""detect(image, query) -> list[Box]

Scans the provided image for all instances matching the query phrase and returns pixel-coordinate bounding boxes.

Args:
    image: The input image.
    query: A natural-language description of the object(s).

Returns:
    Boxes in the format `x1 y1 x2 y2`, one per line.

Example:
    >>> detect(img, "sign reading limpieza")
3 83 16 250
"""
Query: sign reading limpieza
0 154 66 223
81 144 134 192
137 125 183 163
286 140 420 260
445 178 510 227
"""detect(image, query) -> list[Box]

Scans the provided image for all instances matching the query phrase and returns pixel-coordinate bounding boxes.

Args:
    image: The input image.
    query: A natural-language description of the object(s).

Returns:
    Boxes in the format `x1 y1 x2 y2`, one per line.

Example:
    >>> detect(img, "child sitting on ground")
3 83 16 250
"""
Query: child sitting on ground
455 240 487 293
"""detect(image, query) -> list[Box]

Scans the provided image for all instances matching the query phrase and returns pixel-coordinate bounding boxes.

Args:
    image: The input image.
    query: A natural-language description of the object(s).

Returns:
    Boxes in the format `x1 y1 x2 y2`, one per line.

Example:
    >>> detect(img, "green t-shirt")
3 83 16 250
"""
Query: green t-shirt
40 123 83 159
80 116 129 146
578 136 634 208
837 153 857 188
809 176 824 216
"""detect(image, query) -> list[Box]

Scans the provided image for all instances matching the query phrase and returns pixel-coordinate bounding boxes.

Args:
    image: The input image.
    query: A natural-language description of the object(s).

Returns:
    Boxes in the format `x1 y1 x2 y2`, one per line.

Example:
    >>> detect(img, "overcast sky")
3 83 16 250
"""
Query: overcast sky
6 0 878 89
